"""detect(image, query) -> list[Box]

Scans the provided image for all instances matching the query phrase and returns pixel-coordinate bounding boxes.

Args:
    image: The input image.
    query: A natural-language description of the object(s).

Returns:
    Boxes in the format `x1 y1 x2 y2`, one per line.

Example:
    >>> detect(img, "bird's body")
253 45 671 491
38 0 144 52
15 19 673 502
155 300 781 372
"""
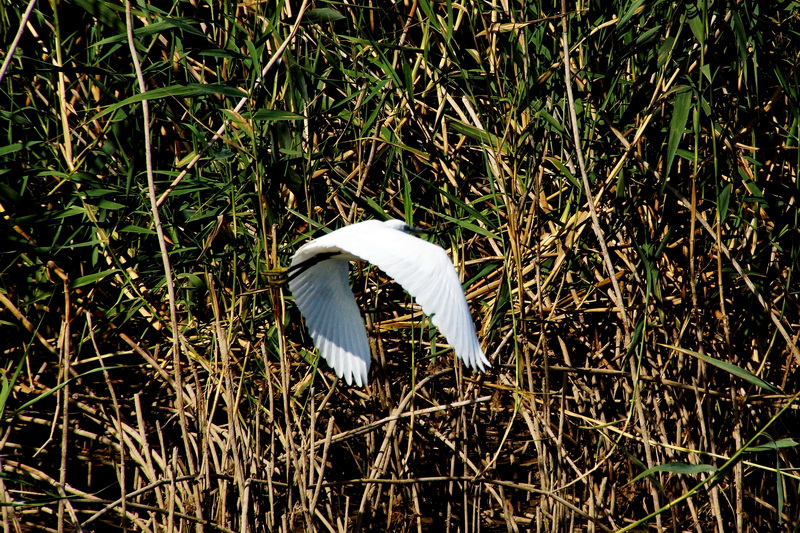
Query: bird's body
287 219 489 386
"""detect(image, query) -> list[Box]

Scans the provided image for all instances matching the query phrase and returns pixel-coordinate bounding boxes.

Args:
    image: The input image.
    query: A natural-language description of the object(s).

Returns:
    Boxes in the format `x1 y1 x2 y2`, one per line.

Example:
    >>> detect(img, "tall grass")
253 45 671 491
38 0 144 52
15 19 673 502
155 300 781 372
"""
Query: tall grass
1 0 799 531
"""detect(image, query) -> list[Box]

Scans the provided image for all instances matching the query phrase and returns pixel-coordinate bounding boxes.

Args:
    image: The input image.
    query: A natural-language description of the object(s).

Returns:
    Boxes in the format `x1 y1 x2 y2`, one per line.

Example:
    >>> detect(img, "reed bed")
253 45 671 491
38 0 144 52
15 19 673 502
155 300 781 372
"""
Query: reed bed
1 1 798 531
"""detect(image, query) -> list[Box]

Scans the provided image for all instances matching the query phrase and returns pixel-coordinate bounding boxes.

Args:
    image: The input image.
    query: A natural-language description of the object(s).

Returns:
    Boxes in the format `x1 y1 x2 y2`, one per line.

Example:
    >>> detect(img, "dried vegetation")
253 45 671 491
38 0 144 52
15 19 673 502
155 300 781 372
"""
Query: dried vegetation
1 0 799 531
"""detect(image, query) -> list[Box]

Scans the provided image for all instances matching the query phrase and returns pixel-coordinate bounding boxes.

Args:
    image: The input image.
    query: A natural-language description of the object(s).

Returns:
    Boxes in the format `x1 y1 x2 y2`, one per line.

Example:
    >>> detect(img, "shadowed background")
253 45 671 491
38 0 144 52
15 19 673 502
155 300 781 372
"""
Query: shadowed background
1 1 799 531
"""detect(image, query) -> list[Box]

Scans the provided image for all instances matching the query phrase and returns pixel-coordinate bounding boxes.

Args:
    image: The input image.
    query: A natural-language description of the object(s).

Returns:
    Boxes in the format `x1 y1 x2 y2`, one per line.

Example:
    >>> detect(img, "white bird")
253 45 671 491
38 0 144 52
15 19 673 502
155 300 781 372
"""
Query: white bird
286 219 490 386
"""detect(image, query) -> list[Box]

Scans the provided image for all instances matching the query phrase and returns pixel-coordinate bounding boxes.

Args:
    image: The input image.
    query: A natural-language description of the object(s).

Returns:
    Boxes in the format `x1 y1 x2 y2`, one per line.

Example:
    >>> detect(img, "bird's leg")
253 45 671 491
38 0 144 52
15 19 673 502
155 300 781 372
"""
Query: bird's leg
284 252 343 282
263 267 290 286
263 251 341 287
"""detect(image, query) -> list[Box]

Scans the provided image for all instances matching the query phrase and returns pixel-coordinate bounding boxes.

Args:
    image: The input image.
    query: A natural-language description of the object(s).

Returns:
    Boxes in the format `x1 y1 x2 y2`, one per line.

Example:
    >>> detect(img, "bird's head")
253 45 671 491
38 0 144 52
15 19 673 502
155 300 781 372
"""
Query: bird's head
384 218 431 235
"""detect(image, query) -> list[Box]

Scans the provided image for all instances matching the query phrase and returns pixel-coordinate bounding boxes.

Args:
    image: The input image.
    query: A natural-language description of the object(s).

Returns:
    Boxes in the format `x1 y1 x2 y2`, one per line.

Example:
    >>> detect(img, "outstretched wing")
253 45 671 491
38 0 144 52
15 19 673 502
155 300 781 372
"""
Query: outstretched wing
299 220 490 373
288 256 370 386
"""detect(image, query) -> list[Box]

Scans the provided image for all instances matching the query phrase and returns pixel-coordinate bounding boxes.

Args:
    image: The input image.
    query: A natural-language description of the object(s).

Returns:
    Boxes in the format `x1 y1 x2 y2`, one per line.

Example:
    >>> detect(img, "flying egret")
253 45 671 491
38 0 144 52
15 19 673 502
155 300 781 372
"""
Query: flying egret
285 219 490 386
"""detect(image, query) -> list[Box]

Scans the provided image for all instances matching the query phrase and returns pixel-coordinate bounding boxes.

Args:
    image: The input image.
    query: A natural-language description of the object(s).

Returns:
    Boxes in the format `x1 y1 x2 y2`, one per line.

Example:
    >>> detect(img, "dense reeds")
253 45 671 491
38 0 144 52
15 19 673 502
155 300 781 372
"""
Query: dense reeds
1 0 799 531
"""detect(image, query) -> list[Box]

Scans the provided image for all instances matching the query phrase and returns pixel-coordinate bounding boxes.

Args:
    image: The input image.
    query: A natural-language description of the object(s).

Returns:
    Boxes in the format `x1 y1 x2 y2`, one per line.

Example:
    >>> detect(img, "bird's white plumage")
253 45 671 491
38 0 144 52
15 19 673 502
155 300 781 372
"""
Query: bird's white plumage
288 219 489 386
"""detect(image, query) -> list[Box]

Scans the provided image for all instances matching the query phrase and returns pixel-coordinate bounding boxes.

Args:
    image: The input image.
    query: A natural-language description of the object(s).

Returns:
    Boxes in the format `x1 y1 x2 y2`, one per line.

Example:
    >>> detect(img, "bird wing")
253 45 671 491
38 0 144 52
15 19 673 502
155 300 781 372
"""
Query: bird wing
288 255 371 386
299 220 490 372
